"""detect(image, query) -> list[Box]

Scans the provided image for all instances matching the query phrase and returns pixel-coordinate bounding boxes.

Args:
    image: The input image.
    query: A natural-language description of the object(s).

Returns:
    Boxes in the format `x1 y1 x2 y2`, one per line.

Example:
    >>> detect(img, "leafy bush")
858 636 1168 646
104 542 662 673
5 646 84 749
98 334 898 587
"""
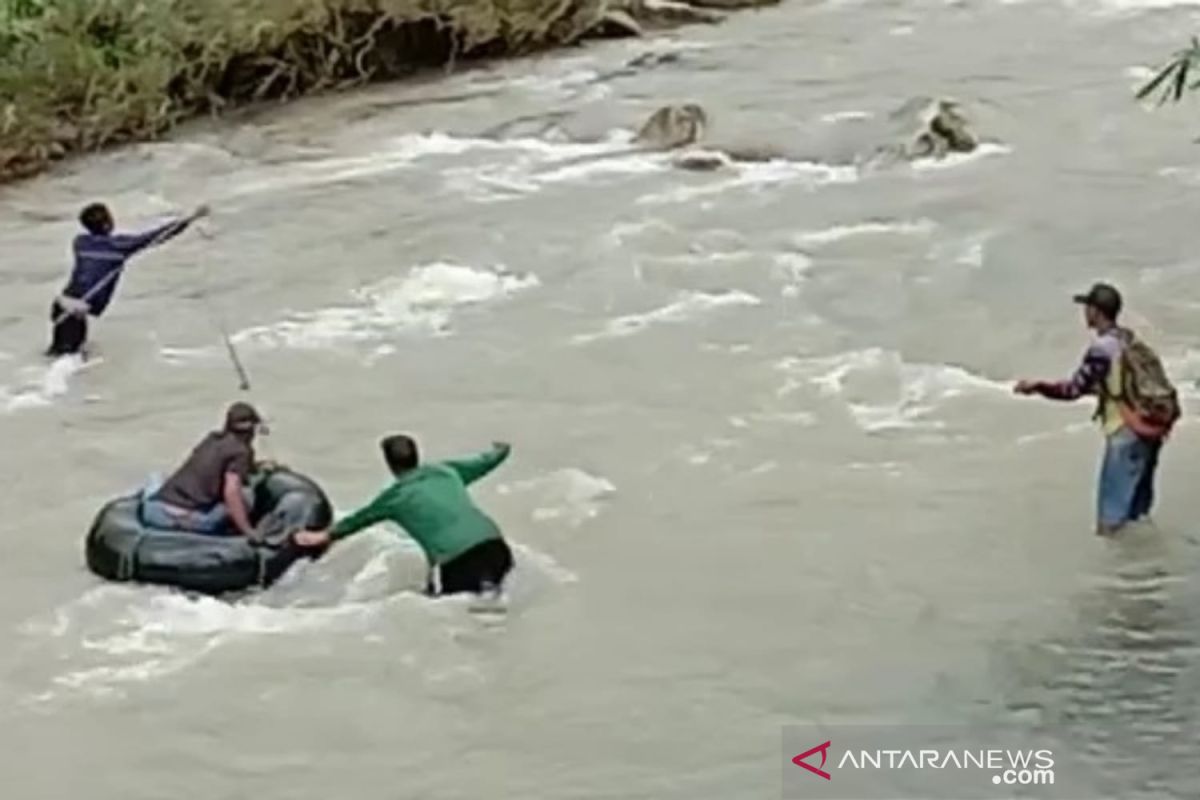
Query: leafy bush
0 0 606 181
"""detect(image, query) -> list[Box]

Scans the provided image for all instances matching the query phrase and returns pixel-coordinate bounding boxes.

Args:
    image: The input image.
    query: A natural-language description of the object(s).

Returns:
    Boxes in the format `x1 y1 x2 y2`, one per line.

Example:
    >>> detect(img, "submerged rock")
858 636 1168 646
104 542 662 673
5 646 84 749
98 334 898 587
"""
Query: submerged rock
890 97 978 161
671 97 985 171
633 103 710 149
479 96 985 177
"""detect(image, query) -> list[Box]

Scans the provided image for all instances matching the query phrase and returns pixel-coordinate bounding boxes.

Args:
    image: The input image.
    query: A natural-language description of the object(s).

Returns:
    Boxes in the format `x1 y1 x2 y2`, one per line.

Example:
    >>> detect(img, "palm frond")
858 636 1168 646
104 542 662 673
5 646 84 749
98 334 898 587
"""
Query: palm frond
1137 37 1200 105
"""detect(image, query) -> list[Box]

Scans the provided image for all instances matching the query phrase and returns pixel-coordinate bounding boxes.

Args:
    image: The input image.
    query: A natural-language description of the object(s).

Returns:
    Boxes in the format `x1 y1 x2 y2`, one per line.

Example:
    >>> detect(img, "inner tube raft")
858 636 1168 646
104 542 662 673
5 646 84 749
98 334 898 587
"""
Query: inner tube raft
85 469 332 596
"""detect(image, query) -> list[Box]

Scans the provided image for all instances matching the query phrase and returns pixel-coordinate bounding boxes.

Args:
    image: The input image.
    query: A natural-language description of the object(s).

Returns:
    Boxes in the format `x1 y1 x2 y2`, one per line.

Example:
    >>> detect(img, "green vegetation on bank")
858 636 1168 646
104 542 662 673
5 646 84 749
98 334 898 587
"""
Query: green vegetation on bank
0 0 619 182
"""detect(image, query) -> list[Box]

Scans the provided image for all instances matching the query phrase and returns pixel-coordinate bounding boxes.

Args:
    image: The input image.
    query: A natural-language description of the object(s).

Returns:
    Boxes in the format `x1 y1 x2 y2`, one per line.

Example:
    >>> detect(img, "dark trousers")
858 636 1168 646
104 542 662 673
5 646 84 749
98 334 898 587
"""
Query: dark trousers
47 301 88 356
428 538 514 597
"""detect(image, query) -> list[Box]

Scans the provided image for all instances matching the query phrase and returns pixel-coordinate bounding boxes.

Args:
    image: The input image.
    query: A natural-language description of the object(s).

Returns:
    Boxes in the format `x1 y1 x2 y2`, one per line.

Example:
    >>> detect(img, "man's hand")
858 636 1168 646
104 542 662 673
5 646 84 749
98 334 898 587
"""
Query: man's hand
293 529 331 548
1013 380 1040 395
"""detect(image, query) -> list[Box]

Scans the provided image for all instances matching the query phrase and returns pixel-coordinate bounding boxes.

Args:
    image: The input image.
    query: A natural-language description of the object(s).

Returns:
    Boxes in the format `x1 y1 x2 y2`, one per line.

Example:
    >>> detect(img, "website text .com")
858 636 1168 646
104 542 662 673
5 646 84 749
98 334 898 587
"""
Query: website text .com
995 767 1055 786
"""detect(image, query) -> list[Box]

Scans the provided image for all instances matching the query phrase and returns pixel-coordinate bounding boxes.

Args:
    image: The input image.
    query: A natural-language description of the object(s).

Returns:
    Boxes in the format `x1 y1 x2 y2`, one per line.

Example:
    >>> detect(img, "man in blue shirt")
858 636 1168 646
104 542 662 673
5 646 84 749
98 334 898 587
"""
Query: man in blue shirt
48 202 208 357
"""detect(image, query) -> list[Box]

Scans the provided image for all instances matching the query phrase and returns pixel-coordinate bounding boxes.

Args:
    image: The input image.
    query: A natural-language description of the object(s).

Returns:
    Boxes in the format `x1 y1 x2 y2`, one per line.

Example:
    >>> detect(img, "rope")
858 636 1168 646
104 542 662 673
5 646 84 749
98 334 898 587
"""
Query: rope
192 223 253 392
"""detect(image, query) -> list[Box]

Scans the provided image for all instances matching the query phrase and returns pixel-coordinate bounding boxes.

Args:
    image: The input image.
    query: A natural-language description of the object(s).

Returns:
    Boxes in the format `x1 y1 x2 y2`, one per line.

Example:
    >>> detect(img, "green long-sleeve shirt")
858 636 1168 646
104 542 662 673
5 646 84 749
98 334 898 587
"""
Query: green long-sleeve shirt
330 444 511 565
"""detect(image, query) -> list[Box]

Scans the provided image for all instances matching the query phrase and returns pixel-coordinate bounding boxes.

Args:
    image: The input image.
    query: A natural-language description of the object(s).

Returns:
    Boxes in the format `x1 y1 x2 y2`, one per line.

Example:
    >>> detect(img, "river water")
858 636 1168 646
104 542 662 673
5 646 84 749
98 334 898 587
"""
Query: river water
3 1 1200 798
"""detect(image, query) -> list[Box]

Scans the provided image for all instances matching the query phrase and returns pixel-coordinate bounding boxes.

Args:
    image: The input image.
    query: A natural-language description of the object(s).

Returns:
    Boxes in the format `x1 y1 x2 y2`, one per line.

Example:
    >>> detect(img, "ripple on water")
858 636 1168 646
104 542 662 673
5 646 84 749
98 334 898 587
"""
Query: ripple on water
999 545 1200 797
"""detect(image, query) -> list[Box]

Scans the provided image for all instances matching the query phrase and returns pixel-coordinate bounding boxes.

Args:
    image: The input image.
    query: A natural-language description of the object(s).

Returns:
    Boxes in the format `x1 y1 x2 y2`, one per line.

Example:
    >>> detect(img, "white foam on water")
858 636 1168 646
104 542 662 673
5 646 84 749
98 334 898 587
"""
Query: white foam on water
1159 165 1200 186
847 461 908 479
220 133 477 199
776 348 1010 433
225 132 637 203
166 263 539 355
775 253 814 297
821 111 874 123
18 584 384 702
928 232 993 269
529 150 668 184
1084 0 1200 9
792 219 937 248
751 410 819 427
572 290 762 344
1126 65 1158 83
18 532 579 704
501 67 603 94
605 217 678 248
510 542 579 586
910 142 1012 172
636 159 860 206
441 132 663 201
498 468 617 528
954 239 987 268
0 355 91 414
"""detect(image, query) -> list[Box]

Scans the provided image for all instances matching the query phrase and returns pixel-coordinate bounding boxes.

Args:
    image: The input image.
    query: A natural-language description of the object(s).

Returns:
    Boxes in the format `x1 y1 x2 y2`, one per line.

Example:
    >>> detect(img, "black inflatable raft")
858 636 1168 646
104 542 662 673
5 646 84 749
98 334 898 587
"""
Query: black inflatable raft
85 469 332 595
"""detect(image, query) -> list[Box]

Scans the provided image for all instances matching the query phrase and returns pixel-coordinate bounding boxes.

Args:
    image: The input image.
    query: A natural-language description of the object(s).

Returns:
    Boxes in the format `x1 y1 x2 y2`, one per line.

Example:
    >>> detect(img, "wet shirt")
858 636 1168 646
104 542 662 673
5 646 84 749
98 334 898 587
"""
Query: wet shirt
63 218 189 316
330 444 510 565
1033 328 1127 435
154 432 254 511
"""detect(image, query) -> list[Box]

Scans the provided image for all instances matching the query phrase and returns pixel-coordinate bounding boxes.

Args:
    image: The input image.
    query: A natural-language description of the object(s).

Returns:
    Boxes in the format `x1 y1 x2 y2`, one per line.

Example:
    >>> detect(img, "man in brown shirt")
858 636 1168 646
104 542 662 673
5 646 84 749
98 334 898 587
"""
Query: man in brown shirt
142 402 268 536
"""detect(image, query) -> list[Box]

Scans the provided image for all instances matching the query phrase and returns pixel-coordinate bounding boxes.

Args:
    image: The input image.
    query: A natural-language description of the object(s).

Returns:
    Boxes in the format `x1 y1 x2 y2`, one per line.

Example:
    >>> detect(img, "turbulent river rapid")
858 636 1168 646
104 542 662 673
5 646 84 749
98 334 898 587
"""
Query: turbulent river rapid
3 1 1200 798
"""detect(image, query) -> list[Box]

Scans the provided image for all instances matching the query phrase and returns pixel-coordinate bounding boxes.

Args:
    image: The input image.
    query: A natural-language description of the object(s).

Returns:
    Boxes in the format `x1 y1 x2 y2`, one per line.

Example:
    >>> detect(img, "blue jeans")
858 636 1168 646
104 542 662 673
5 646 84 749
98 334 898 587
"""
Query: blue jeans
138 475 255 536
1098 428 1162 530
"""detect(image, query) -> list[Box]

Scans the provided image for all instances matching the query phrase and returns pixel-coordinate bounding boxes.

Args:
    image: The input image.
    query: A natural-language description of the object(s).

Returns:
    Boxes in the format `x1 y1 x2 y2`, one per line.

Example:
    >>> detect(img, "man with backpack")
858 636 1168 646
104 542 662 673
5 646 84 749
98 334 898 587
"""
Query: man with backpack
1015 283 1180 536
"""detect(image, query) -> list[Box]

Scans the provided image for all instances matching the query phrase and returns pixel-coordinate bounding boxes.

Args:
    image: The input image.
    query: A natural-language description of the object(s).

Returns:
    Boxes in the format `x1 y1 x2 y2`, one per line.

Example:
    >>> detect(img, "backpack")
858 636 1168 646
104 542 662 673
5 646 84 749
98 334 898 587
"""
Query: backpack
1118 330 1181 433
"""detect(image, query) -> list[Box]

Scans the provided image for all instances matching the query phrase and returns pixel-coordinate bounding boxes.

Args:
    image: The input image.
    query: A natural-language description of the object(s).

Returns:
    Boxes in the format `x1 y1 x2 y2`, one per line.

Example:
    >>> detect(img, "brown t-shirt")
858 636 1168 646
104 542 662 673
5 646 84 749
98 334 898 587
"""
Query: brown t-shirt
154 431 254 511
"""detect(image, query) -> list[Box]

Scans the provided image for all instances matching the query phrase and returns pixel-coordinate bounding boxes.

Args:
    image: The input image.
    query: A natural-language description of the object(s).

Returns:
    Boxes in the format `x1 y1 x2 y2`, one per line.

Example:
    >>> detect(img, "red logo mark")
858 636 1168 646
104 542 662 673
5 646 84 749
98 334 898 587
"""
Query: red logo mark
792 741 832 780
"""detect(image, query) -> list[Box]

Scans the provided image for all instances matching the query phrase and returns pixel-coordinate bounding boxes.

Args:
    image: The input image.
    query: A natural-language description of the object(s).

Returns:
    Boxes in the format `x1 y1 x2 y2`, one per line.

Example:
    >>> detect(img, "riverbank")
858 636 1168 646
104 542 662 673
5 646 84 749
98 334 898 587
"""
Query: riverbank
0 0 778 185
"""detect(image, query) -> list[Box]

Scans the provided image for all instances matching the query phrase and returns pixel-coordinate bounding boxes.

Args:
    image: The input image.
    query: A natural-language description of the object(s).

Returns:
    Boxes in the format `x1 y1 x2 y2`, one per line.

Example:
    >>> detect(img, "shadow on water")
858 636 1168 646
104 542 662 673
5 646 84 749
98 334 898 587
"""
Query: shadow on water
994 525 1200 798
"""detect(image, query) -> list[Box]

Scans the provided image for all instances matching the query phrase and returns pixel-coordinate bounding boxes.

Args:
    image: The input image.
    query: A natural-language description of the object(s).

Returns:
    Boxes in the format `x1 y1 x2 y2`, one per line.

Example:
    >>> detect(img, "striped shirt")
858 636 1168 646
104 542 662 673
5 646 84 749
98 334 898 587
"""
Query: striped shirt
62 218 190 316
1034 327 1127 435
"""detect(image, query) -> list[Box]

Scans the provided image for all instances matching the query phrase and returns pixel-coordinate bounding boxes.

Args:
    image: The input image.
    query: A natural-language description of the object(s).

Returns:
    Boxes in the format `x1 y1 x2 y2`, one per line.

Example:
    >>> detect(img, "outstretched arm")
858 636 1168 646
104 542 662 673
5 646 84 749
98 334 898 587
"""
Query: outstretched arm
328 487 398 541
444 442 511 485
294 486 400 549
1015 342 1112 402
110 218 190 255
110 206 208 255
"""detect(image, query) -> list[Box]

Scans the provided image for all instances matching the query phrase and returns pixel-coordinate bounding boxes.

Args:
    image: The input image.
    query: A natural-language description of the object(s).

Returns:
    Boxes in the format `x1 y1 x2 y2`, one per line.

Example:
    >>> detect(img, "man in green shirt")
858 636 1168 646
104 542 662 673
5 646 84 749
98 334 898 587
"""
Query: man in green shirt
294 435 514 597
